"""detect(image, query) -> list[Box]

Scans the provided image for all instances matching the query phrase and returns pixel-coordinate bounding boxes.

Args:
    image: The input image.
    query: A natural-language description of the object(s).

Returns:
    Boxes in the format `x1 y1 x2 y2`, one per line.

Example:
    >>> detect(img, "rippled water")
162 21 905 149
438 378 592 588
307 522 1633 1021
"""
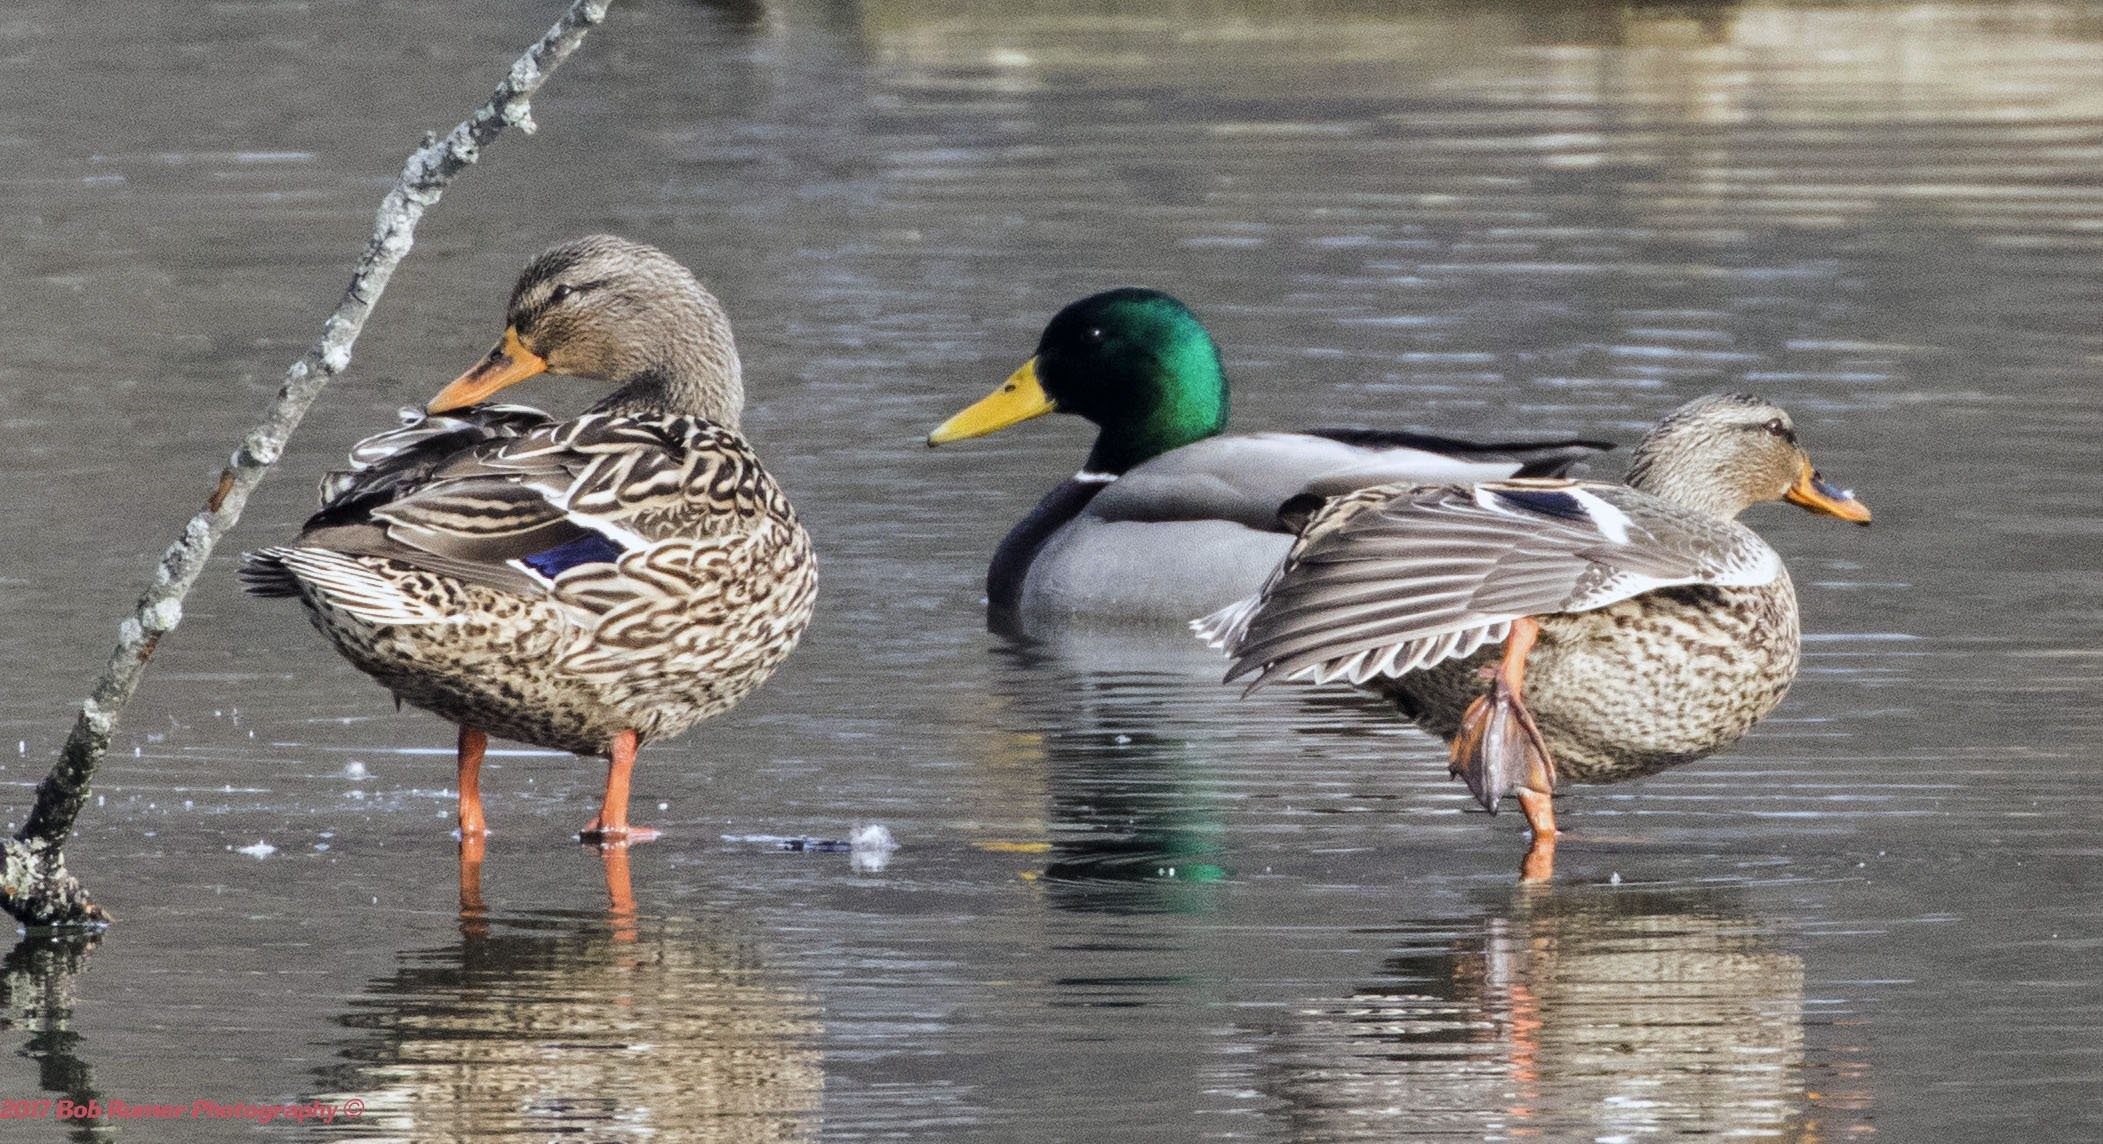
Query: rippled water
2 0 2101 1139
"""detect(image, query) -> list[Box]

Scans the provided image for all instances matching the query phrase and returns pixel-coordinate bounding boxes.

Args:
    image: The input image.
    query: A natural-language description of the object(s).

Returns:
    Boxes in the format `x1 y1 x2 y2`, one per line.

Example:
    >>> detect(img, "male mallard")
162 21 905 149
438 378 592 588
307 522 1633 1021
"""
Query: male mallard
1198 393 1869 876
243 236 816 845
926 288 1612 638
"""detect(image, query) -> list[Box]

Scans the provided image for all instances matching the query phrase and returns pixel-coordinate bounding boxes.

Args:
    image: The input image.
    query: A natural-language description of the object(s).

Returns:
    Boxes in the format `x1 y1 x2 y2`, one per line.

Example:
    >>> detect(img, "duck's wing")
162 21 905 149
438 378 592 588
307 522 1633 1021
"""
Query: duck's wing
314 403 555 510
240 404 558 601
242 409 786 611
1197 479 1781 690
1086 431 1612 531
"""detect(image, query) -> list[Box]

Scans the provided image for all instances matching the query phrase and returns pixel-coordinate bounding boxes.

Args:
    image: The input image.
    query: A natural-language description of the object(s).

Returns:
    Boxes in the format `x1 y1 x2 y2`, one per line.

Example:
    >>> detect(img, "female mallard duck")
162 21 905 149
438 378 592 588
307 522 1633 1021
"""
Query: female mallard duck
243 236 816 845
1198 393 1870 877
926 288 1614 639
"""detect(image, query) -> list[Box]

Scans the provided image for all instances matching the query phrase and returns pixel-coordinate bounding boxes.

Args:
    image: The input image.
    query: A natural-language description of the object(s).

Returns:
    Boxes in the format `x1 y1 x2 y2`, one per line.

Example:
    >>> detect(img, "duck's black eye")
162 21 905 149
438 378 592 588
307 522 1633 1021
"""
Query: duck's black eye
548 283 576 304
1761 417 1796 443
1085 326 1106 343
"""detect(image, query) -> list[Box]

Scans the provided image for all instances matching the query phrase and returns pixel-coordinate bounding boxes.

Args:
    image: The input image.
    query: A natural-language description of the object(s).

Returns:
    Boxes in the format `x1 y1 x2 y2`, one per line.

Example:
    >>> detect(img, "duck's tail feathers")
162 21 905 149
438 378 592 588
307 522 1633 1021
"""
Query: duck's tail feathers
240 547 450 626
237 549 303 597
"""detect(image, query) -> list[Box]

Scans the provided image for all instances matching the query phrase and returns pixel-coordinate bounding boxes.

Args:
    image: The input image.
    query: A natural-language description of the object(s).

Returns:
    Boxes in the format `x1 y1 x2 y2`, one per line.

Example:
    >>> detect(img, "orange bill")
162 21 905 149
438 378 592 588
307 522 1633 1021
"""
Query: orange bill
1784 461 1871 525
427 326 548 413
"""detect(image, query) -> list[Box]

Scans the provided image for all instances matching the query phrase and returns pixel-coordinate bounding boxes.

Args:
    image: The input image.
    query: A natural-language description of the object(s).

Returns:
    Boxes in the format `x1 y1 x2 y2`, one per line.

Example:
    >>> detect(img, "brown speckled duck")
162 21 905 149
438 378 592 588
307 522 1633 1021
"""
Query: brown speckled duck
1198 393 1869 877
243 236 817 846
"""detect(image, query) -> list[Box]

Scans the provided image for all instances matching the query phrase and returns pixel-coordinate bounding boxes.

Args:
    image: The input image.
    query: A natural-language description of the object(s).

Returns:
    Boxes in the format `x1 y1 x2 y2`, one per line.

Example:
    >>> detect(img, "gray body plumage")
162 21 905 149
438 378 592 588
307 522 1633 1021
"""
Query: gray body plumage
1000 431 1606 633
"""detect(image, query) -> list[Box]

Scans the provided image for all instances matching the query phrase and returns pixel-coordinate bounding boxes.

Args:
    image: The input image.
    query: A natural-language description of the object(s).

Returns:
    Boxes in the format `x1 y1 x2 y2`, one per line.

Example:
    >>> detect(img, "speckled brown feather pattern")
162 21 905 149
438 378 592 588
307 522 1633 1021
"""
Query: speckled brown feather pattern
252 411 814 755
1388 575 1798 781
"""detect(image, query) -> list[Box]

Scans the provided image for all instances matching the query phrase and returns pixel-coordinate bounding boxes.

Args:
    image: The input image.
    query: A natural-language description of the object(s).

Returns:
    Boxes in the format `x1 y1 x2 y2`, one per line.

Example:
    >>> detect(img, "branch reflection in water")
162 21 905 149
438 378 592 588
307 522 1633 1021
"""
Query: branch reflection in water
0 932 110 1143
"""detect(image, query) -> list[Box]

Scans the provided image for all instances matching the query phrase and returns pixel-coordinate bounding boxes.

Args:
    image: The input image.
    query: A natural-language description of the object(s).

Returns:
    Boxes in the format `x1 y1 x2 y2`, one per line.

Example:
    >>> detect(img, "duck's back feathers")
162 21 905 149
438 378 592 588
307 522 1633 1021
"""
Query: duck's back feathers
986 431 1613 635
321 404 554 508
245 406 797 618
1201 478 1783 689
1300 427 1613 478
1087 432 1604 530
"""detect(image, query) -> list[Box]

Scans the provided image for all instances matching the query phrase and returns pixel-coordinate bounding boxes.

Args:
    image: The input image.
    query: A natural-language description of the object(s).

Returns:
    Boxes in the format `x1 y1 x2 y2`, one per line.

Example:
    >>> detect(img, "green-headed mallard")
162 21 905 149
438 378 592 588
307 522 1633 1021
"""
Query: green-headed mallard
1198 393 1869 877
925 288 1612 639
243 235 816 845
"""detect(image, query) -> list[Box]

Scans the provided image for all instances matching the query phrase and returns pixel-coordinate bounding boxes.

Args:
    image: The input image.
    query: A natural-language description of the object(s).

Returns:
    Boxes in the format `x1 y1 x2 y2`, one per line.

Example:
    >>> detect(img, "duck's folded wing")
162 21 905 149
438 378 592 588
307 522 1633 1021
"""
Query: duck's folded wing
252 411 774 606
1208 481 1780 689
1089 432 1612 532
435 412 777 536
315 403 554 511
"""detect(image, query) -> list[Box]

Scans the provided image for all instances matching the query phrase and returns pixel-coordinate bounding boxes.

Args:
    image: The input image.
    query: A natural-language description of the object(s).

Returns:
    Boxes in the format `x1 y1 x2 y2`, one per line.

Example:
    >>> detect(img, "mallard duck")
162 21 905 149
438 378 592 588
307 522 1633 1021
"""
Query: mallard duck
1198 393 1869 876
243 235 817 845
925 288 1613 638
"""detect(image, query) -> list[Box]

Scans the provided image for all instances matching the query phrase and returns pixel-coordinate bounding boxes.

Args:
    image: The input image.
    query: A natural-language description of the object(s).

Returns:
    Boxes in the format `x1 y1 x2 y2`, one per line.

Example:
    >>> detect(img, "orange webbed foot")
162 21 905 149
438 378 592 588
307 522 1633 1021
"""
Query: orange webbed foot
1448 670 1555 813
1449 618 1561 881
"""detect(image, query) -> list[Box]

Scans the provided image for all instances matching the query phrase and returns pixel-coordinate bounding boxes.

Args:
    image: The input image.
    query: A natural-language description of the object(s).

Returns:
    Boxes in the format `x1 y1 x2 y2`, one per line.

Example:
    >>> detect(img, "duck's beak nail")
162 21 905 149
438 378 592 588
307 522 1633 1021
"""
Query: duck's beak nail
1784 463 1872 526
427 326 548 414
927 357 1057 445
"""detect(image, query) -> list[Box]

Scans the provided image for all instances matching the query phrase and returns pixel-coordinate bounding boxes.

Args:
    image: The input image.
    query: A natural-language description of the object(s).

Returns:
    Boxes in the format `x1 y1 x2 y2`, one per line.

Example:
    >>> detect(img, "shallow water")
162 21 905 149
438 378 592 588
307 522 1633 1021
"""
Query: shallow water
2 0 2101 1138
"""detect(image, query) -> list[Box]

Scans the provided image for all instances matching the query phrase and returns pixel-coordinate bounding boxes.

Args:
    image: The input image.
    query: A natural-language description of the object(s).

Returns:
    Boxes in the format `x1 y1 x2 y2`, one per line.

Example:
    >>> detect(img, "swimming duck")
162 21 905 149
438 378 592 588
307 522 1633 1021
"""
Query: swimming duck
1198 393 1869 877
926 288 1612 639
243 236 817 845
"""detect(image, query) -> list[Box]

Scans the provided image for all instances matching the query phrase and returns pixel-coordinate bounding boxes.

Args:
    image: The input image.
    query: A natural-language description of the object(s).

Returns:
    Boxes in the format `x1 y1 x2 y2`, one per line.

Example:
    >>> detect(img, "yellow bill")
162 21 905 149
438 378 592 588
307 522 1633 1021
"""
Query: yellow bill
927 357 1057 445
427 326 548 414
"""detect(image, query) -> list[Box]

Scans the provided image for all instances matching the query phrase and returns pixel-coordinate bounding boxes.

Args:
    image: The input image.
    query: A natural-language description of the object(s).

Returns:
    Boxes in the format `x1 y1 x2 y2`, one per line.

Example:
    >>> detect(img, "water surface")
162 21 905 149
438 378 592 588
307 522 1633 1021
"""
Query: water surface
1 0 2100 1139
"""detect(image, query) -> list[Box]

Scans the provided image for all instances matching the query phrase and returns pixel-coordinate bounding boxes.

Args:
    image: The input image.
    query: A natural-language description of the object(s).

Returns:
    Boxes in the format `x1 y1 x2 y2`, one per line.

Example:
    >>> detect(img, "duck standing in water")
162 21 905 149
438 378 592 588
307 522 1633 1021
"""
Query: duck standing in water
244 236 816 845
1199 394 1870 877
926 288 1614 639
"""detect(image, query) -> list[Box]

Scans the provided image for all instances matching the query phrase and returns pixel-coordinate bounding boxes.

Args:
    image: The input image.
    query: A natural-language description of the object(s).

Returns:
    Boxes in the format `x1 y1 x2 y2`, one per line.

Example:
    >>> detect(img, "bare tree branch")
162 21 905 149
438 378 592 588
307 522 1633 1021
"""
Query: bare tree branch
1 0 617 929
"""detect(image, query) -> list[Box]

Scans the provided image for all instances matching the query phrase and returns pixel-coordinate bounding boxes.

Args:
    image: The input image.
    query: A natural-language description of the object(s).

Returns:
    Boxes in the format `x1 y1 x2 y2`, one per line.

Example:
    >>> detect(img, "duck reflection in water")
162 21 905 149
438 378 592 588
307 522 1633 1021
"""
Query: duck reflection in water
975 641 1257 918
318 840 820 1142
973 635 1422 917
1258 883 1869 1139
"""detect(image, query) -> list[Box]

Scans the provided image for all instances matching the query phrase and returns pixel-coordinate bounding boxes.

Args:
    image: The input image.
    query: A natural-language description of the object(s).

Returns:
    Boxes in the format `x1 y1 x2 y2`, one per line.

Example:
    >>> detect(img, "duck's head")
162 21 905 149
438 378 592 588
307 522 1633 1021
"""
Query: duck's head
1625 393 1871 524
927 288 1228 475
427 235 744 426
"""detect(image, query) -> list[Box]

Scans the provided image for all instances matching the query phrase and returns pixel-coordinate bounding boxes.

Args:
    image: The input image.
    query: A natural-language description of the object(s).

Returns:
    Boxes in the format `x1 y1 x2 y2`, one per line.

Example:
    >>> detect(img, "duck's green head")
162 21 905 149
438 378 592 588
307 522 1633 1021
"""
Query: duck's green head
927 288 1228 475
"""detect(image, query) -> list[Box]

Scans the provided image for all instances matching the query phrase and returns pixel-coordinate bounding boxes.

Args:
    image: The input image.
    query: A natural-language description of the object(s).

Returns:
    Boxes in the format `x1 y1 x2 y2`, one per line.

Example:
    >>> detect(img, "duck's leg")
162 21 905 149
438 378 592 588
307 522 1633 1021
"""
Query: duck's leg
1450 618 1559 853
1516 790 1557 883
580 729 662 846
457 726 489 837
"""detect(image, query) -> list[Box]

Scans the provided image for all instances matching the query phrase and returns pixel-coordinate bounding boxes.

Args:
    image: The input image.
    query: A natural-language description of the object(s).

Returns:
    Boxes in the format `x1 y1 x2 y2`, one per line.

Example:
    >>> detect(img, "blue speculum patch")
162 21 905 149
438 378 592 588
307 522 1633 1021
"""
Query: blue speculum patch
521 532 625 579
